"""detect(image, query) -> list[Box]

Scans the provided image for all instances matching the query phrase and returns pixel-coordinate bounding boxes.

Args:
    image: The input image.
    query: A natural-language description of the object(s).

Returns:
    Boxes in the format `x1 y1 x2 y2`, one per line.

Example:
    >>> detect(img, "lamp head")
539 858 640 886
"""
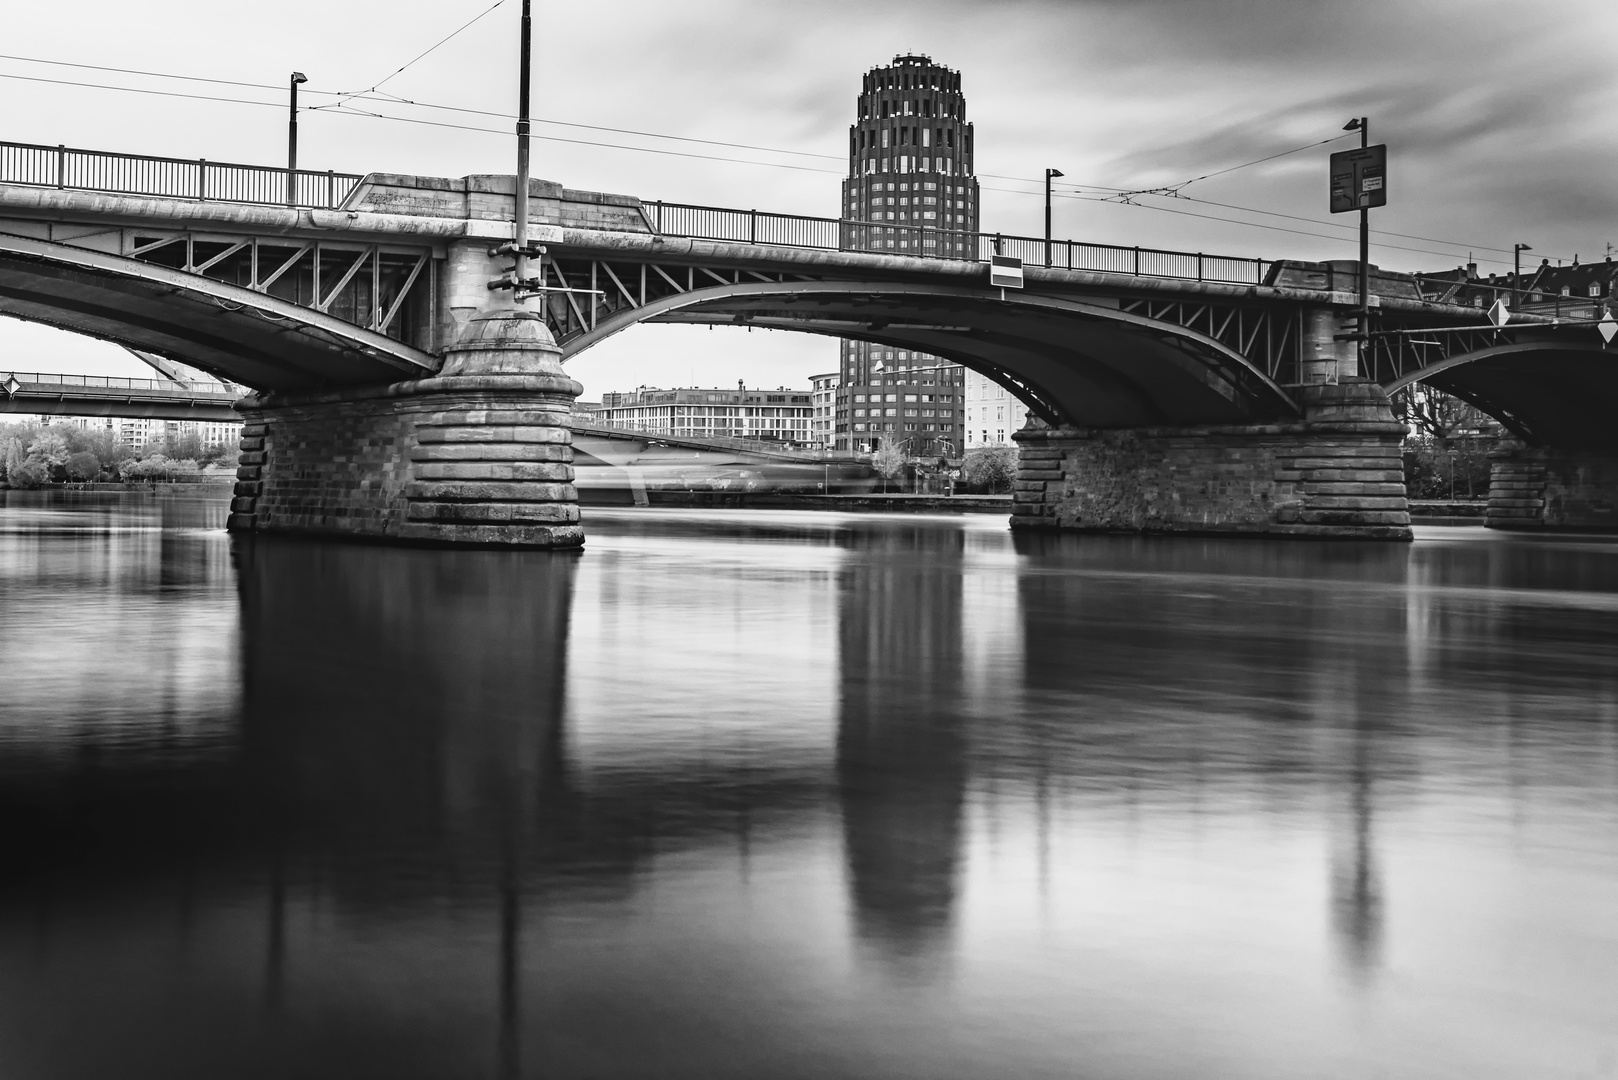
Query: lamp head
1047 168 1064 178
1342 118 1363 131
291 72 308 85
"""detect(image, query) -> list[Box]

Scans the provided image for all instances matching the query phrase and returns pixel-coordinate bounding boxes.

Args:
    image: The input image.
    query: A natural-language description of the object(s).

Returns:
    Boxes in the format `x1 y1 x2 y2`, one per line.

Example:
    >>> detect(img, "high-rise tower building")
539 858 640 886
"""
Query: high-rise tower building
834 54 979 455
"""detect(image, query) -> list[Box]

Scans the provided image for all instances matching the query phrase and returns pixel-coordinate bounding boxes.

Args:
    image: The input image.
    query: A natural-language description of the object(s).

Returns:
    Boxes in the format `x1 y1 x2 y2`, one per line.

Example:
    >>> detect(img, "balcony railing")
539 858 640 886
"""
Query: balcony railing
0 140 363 210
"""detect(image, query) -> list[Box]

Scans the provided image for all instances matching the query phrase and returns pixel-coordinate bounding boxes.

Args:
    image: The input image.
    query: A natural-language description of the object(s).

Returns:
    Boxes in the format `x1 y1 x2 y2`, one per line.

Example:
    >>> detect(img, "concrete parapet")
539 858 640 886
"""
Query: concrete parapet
228 298 584 548
1011 379 1411 540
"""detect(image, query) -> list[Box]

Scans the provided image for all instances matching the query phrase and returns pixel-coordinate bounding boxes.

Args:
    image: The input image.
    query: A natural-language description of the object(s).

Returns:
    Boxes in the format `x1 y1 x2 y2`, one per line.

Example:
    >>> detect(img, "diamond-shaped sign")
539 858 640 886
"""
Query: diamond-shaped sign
1488 298 1510 327
1600 311 1617 345
1 374 19 397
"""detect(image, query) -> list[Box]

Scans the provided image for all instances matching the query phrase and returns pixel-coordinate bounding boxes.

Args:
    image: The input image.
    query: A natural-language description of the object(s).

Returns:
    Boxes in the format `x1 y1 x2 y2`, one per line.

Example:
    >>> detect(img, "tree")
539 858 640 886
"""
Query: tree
7 459 47 489
871 442 908 493
0 436 25 484
65 451 101 482
27 431 70 471
961 446 1019 493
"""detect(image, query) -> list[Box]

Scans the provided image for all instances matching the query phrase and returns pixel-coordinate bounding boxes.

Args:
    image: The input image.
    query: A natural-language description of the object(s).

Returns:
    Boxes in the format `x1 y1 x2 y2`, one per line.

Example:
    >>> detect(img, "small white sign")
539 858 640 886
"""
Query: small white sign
1488 298 1510 327
1600 311 1617 345
990 254 1024 289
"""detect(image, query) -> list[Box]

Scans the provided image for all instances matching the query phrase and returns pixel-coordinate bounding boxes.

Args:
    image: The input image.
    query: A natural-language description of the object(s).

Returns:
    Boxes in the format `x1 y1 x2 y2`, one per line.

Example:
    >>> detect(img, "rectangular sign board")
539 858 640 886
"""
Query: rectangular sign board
990 254 1024 289
1330 144 1387 213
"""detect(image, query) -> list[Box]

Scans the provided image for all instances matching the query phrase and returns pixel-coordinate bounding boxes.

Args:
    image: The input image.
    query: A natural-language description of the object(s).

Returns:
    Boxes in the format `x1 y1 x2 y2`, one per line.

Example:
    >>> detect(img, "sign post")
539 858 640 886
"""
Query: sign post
1330 120 1386 374
990 254 1024 293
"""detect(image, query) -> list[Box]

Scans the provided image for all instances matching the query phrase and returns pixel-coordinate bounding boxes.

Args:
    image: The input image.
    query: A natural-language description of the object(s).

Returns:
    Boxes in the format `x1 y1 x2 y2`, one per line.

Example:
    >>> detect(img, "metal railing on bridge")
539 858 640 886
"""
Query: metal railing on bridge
2 371 242 397
0 138 1274 287
645 201 1273 287
0 140 363 210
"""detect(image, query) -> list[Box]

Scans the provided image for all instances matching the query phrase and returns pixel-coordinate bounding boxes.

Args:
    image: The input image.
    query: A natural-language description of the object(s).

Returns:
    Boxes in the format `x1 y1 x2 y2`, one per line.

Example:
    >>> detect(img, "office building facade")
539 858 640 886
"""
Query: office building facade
963 369 1030 449
834 54 979 455
597 384 814 444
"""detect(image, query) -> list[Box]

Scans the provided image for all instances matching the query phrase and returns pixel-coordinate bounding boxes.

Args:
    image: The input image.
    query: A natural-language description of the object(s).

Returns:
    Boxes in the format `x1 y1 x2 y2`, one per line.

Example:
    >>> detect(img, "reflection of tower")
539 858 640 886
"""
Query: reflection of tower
1331 716 1383 981
836 525 968 974
835 55 978 454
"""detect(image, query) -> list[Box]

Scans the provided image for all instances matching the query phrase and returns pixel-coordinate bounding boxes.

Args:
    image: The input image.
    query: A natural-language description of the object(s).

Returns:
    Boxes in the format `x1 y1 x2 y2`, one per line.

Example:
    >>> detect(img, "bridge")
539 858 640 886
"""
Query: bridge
2 138 1613 543
0 370 242 421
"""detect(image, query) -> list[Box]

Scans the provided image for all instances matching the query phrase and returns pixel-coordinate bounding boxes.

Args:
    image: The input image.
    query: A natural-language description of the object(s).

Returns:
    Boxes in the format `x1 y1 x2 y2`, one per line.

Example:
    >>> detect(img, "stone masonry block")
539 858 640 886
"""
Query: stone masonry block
412 462 575 482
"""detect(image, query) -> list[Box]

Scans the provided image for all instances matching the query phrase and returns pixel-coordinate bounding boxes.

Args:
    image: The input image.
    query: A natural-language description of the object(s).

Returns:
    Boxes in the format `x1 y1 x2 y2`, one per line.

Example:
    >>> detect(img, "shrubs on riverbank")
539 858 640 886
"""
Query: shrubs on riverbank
0 421 233 488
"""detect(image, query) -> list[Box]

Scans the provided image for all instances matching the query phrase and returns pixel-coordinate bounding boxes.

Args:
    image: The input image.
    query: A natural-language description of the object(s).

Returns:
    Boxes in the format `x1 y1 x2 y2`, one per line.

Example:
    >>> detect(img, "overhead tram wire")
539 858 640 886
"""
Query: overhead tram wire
330 0 509 101
0 59 1556 264
0 58 844 164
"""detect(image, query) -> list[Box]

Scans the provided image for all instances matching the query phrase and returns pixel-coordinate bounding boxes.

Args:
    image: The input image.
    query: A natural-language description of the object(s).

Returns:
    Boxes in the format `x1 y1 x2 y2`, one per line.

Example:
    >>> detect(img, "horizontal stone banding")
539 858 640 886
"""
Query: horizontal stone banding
406 501 580 524
415 425 571 444
412 462 574 482
402 480 577 503
410 443 572 463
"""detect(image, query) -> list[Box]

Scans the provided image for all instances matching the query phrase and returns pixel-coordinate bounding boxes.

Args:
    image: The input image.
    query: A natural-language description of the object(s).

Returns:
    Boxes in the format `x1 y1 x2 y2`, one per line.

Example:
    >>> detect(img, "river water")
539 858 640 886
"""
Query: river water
1 489 1615 1080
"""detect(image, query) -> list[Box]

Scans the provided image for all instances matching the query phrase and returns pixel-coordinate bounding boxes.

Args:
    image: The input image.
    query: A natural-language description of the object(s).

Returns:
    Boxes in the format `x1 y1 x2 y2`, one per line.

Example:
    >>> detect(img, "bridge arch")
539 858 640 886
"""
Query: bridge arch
1386 339 1618 448
554 279 1301 428
0 232 436 391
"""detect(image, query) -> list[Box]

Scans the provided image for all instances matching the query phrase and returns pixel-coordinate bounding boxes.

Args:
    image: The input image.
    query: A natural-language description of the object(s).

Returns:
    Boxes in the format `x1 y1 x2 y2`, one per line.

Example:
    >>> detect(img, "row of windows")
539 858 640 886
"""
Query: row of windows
851 423 955 432
860 156 966 176
853 408 947 417
852 393 955 402
855 126 960 151
857 96 963 121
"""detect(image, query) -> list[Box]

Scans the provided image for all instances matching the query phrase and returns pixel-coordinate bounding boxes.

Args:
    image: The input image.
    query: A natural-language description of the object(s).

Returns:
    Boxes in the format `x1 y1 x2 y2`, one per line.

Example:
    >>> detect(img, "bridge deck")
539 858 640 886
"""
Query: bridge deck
0 371 242 421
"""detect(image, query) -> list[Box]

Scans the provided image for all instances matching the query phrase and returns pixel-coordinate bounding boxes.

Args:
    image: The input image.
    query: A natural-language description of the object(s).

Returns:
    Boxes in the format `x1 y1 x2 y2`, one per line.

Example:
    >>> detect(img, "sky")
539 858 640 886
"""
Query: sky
3 0 1616 397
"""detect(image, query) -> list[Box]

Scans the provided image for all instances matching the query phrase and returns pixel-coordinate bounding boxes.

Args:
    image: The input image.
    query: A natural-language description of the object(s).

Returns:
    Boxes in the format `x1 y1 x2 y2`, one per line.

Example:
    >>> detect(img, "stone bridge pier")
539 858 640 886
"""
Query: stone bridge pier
228 294 584 548
1010 312 1412 540
1485 445 1618 532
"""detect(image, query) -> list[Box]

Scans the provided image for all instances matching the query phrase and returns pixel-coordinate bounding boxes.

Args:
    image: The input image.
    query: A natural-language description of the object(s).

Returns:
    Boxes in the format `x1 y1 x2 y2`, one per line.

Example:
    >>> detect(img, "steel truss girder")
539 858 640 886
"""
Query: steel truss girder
1118 297 1302 387
123 230 436 342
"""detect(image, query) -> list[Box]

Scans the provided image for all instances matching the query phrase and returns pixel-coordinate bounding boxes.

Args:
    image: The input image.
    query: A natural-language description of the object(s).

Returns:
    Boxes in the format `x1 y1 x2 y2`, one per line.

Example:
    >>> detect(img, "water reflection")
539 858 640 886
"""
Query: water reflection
837 522 968 972
2 498 1618 1079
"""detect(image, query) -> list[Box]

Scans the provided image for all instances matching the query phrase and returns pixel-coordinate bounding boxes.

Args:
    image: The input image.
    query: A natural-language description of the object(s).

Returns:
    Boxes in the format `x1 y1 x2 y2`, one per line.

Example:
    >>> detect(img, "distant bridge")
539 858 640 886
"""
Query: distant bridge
0 370 241 421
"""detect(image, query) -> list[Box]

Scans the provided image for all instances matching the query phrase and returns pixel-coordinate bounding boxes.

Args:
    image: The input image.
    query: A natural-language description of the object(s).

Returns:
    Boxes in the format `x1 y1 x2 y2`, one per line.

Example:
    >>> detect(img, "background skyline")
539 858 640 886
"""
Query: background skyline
4 0 1616 396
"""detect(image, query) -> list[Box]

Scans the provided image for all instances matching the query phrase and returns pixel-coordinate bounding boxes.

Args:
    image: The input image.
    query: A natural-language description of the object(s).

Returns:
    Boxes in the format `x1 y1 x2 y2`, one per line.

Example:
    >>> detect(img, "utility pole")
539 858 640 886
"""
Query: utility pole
1513 243 1532 313
1044 168 1063 268
512 0 533 293
287 72 307 206
1354 117 1369 359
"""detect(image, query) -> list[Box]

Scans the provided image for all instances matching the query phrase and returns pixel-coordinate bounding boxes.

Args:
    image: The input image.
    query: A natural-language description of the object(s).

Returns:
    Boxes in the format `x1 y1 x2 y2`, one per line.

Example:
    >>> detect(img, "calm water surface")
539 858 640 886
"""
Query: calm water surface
2 489 1616 1079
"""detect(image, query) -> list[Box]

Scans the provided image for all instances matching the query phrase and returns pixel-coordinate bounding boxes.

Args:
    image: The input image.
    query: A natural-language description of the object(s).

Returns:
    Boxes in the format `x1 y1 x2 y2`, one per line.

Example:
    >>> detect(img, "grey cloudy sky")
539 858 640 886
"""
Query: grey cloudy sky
3 0 1615 394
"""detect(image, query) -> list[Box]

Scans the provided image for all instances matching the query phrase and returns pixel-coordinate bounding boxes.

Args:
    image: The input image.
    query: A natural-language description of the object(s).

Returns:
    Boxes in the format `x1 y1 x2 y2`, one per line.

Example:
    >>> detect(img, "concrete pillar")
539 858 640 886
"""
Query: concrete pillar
1300 307 1358 384
1010 379 1410 540
1486 441 1618 530
229 295 584 548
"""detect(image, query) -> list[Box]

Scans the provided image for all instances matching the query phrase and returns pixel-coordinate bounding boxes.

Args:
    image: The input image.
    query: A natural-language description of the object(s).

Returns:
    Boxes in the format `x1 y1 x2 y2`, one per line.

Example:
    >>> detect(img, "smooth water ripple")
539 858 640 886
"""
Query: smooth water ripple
1 490 1616 1079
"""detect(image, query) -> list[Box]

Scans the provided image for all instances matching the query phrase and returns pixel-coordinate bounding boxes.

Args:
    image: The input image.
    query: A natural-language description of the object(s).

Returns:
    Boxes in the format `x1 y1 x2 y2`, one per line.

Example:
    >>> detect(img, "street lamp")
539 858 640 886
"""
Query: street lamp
1044 168 1064 267
1513 243 1532 311
287 71 308 206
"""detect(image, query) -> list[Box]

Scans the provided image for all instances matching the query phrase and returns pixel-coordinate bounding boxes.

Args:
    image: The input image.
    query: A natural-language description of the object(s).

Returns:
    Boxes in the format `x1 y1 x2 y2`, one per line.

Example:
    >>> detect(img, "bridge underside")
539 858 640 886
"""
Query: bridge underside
1415 348 1618 450
0 235 435 391
555 277 1302 430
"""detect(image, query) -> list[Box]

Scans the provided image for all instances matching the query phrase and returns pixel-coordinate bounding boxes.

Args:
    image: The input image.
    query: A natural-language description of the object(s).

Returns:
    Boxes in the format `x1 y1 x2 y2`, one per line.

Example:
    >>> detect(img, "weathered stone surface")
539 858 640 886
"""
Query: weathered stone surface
409 442 573 462
1487 446 1618 530
411 461 575 482
228 298 583 548
1010 379 1411 540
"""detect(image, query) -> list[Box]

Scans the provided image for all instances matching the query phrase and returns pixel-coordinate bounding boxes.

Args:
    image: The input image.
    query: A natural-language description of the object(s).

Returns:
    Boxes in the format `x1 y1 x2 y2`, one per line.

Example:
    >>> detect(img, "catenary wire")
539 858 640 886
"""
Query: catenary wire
0 64 1565 266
